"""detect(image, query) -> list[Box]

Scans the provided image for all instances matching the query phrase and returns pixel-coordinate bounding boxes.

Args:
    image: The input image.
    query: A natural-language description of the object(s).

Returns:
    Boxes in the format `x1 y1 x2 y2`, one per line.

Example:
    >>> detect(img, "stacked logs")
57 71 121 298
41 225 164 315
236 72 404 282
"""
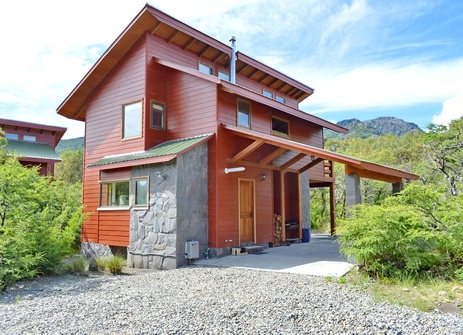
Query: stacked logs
273 214 283 246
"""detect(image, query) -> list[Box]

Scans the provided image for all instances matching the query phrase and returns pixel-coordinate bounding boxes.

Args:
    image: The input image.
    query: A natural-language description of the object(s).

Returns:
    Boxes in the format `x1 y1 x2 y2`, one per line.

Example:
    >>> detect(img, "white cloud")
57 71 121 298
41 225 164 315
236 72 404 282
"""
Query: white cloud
432 93 463 125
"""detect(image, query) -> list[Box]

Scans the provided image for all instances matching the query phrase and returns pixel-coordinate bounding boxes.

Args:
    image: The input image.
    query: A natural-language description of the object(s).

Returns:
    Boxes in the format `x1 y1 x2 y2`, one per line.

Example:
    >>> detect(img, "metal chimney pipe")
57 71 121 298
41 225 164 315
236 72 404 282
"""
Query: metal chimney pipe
229 36 236 84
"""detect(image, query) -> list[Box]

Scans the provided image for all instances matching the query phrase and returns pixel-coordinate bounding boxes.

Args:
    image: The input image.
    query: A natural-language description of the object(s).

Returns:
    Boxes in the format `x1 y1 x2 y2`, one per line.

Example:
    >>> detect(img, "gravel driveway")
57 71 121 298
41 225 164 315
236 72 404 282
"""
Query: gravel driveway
1 266 462 334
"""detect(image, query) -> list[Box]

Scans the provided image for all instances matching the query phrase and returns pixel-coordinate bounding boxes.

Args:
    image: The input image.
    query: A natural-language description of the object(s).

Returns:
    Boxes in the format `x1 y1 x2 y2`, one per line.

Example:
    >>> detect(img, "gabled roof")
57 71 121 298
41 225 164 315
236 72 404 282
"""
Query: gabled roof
57 4 314 121
3 139 61 161
0 118 67 146
88 133 213 168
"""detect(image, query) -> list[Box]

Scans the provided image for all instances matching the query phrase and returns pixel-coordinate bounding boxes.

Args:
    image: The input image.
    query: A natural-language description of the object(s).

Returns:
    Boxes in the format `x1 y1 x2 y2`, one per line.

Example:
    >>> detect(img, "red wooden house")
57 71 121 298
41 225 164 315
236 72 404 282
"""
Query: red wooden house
57 5 418 269
0 118 65 176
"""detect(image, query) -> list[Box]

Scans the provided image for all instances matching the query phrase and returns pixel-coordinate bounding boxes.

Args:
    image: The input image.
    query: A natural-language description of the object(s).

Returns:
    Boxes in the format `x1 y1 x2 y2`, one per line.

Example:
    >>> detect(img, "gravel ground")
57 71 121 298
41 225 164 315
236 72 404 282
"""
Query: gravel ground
1 266 463 334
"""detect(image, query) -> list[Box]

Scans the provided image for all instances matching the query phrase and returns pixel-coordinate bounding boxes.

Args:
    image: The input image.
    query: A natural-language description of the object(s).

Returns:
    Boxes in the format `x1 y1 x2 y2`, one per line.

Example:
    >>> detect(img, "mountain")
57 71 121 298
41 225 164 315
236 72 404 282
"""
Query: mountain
325 117 422 139
56 137 84 153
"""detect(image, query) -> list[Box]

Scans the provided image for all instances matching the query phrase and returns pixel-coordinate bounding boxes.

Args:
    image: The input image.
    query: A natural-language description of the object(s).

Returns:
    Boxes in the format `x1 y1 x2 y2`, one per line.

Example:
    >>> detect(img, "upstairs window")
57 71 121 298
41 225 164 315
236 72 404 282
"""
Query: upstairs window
198 63 213 75
99 180 130 208
5 133 18 140
263 89 273 99
276 95 285 104
24 135 36 141
151 101 166 130
237 100 251 128
218 70 230 81
122 100 142 139
272 117 289 137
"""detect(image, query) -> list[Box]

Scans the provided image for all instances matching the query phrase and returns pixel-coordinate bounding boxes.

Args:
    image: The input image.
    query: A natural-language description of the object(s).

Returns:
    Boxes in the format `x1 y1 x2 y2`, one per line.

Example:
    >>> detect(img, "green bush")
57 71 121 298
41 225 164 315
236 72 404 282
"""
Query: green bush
0 152 85 289
338 184 463 280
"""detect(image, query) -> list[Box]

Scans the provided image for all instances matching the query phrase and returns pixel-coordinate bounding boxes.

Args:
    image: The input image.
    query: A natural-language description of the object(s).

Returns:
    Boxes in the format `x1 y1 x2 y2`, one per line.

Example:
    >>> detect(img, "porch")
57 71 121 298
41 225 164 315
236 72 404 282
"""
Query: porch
193 234 354 277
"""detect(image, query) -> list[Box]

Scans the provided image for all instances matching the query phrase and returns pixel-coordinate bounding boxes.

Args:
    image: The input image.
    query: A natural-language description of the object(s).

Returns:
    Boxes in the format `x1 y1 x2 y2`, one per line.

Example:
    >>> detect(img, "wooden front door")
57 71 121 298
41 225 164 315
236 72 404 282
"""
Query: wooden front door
239 179 255 243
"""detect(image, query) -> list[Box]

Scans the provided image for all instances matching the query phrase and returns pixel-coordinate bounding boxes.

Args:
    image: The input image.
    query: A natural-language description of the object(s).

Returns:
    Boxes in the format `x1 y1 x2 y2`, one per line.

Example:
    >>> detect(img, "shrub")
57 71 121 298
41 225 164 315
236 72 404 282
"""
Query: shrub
338 184 463 280
96 255 126 274
65 256 88 275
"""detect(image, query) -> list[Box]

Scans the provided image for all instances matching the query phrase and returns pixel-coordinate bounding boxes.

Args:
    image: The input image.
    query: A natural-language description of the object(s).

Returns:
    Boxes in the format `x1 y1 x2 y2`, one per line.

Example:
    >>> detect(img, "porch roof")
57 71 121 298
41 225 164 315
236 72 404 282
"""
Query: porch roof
88 133 213 169
3 139 61 162
222 124 419 183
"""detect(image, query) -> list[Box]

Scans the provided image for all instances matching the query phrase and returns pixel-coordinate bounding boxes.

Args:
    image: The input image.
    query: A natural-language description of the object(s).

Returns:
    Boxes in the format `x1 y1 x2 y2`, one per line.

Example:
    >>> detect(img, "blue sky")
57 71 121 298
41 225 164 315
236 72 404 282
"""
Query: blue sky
0 0 462 139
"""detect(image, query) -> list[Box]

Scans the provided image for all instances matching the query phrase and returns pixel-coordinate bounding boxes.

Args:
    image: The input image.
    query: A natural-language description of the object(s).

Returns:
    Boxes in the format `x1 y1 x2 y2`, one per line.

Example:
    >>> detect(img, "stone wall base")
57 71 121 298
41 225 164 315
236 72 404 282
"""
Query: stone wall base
127 249 178 270
81 242 113 270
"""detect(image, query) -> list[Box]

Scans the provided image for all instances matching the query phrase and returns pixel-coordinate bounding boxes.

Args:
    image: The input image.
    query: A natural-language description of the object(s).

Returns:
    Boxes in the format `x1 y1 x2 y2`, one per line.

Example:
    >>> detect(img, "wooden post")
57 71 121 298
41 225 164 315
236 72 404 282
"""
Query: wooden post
330 182 336 236
281 171 286 241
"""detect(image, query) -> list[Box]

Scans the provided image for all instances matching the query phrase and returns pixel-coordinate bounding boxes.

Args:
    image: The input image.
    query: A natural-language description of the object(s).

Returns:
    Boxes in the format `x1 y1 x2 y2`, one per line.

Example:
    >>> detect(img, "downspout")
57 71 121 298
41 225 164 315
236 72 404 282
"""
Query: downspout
229 36 236 84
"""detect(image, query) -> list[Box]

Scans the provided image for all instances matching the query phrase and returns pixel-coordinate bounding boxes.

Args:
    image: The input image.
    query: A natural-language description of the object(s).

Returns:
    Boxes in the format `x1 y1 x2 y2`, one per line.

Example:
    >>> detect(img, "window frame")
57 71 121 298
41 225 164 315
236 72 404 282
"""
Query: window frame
263 89 273 99
134 176 149 210
5 133 18 140
276 95 285 104
150 100 166 131
98 179 130 210
218 69 230 81
198 62 213 75
122 100 143 140
237 99 251 129
272 116 290 137
23 135 36 142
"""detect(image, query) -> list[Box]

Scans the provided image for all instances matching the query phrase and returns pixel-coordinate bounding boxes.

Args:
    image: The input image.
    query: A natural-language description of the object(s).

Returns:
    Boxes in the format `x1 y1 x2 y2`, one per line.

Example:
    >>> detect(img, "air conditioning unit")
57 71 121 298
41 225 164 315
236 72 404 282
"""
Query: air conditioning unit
185 241 199 259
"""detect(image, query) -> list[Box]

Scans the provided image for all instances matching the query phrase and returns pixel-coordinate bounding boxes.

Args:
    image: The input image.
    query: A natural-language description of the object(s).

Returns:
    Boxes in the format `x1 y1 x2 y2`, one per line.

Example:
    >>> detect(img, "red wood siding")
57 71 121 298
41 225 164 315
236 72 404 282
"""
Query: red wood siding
98 210 130 246
82 37 147 244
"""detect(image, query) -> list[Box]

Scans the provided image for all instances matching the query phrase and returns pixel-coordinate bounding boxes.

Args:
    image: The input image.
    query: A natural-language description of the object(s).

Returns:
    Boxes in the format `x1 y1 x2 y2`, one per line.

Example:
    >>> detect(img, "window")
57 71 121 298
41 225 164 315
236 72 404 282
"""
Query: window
276 95 285 104
198 63 213 75
237 100 251 128
23 135 36 141
272 117 289 137
263 89 273 99
100 180 130 208
122 100 142 139
151 101 165 130
5 133 18 140
218 70 229 81
134 177 149 208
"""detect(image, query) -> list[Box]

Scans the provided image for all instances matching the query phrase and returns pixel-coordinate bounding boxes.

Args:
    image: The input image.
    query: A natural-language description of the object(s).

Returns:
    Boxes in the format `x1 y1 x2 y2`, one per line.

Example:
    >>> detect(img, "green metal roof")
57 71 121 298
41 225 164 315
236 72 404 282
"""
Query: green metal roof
3 139 61 161
88 133 213 167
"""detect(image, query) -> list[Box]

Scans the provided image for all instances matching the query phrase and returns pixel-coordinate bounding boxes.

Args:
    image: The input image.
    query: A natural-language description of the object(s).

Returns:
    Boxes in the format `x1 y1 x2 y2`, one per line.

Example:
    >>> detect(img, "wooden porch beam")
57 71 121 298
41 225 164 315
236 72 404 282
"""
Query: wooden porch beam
258 147 287 166
229 139 266 163
345 165 402 184
279 153 306 171
298 157 324 173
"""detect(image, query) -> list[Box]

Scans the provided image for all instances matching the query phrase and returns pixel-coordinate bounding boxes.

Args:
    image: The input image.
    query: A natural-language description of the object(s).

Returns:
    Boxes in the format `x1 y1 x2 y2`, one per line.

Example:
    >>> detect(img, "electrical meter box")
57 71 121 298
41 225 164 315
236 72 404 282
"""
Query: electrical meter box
185 241 199 259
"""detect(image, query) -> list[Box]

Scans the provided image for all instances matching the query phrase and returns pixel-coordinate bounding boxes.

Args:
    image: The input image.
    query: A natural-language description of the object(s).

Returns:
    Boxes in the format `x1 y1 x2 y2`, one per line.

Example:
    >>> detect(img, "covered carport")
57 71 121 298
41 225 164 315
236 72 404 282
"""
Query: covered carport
222 123 420 236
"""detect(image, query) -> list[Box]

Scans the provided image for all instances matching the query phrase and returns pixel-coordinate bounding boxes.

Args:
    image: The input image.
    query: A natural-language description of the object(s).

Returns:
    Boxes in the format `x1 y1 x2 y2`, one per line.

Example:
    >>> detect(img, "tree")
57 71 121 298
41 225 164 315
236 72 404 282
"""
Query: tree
54 149 83 185
421 118 463 196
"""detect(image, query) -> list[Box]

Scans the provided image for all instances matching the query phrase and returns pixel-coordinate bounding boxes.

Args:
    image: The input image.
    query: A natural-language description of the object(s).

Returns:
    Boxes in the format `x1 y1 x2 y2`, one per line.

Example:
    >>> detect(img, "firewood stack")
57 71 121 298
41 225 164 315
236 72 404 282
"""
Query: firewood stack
273 214 283 246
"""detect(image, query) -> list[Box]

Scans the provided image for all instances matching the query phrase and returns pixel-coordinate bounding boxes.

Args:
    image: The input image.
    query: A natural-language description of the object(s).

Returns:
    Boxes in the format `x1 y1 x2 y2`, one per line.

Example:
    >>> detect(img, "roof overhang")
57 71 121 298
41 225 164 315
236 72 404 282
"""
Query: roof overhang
222 124 419 183
57 4 316 121
88 133 213 170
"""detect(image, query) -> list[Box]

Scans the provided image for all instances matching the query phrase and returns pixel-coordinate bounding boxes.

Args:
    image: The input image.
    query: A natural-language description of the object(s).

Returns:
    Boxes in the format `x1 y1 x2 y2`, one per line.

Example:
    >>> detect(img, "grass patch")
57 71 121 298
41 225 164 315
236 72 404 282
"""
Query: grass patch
345 268 463 315
95 255 126 275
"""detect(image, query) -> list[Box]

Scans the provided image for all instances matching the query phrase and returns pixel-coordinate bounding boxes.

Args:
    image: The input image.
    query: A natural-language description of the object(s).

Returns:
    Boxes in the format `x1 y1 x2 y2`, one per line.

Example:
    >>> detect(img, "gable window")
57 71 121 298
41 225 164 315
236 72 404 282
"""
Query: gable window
99 180 130 208
5 133 18 140
24 135 36 141
276 95 285 104
237 99 251 128
272 117 289 137
151 101 165 130
198 62 213 75
134 177 149 208
263 89 273 99
122 100 142 139
218 70 229 81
